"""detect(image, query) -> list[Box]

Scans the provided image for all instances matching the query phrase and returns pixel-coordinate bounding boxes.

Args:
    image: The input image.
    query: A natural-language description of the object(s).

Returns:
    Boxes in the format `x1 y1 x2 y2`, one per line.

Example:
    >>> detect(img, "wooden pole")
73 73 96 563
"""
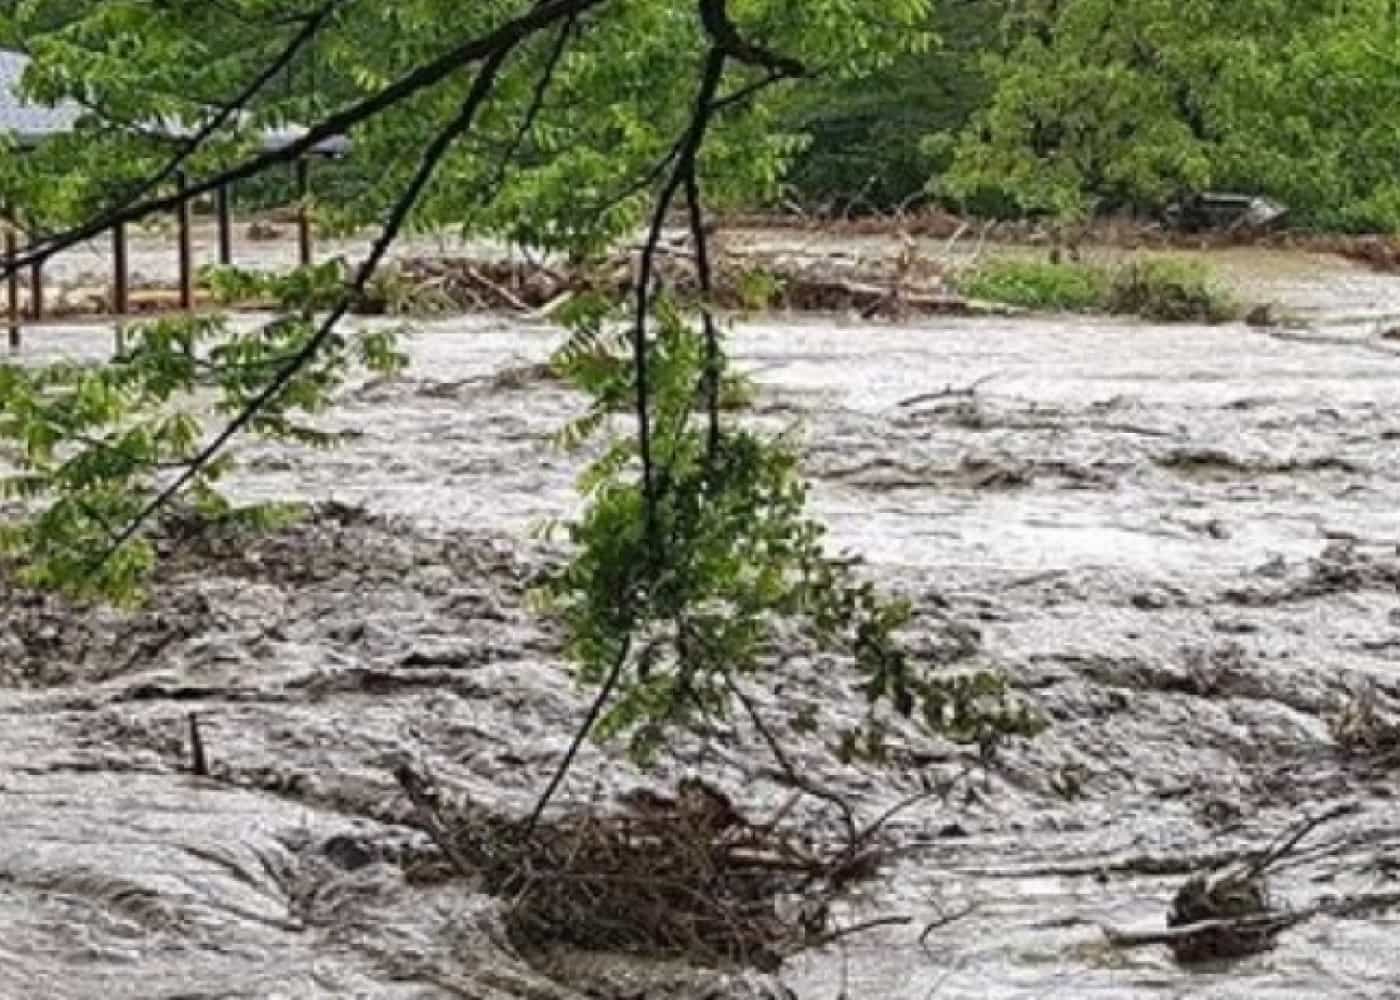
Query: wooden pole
177 169 193 311
296 158 312 269
113 220 128 354
113 221 129 315
5 229 18 351
216 182 232 266
29 254 42 322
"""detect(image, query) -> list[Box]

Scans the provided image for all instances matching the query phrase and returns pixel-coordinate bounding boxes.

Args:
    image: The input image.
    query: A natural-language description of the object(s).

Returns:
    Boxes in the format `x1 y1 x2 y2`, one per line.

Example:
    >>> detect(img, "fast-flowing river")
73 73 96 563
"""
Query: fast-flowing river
4 240 1400 999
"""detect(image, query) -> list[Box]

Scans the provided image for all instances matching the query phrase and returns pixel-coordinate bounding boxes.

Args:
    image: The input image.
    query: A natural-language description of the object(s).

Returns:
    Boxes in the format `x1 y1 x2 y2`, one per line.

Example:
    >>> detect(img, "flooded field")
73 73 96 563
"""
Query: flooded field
4 239 1400 999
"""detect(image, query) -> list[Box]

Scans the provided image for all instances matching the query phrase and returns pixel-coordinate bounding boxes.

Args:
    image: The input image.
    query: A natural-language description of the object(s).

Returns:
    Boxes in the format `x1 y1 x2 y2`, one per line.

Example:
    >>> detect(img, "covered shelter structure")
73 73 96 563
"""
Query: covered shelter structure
0 49 350 348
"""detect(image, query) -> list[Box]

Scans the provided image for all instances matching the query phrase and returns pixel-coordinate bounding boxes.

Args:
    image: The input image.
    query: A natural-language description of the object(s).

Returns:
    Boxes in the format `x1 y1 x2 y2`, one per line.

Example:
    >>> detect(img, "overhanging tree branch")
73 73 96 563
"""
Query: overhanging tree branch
631 46 727 553
522 29 799 829
698 0 806 77
478 12 577 198
1 0 604 277
84 35 527 579
78 0 352 236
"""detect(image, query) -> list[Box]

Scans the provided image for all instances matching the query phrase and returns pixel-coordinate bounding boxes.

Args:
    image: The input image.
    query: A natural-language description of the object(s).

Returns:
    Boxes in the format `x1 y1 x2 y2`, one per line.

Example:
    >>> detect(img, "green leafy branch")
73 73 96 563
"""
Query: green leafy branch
535 300 1041 773
0 312 405 601
521 3 1042 833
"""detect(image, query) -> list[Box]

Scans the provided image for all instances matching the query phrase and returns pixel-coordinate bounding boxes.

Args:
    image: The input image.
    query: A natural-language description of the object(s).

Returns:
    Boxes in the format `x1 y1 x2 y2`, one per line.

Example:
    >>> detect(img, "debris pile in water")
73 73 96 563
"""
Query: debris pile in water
361 246 996 320
395 764 889 972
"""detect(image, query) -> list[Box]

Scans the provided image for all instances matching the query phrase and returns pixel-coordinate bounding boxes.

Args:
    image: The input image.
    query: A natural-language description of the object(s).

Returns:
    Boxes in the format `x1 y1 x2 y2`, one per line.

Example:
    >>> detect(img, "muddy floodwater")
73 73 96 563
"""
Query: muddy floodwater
5 241 1400 999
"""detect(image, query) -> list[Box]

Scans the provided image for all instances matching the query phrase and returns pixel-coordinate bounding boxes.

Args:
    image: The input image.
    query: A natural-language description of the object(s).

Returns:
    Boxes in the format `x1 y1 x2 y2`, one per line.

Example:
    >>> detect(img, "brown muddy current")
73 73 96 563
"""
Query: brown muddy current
4 242 1400 999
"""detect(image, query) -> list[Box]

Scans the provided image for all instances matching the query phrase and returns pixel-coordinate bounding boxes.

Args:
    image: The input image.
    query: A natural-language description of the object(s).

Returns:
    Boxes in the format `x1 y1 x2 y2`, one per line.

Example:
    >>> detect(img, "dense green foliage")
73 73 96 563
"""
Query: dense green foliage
955 257 1109 313
0 1 918 246
769 0 986 211
954 254 1237 322
0 300 404 600
535 295 1040 762
12 1 1394 230
772 1 1400 231
0 1 1047 769
1105 258 1238 323
933 0 1400 229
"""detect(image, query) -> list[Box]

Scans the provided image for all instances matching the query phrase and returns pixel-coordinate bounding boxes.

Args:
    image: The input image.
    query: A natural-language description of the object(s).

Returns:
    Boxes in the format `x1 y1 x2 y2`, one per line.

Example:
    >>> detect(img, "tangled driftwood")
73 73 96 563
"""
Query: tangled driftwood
362 243 1002 320
1100 803 1400 964
394 763 891 971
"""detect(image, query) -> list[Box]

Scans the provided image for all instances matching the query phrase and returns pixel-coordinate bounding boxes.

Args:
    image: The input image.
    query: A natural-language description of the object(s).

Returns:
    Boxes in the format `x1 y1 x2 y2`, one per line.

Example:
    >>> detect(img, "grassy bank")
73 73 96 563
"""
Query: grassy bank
952 256 1239 323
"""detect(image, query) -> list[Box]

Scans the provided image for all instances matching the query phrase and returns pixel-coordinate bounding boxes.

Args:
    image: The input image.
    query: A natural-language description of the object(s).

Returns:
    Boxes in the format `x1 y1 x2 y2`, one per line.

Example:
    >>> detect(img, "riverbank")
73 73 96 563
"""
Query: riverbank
12 213 1398 332
717 209 1400 271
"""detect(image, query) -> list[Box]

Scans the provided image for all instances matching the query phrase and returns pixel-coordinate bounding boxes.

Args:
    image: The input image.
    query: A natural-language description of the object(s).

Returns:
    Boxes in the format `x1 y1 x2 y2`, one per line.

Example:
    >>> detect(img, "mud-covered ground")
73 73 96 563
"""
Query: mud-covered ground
4 241 1400 999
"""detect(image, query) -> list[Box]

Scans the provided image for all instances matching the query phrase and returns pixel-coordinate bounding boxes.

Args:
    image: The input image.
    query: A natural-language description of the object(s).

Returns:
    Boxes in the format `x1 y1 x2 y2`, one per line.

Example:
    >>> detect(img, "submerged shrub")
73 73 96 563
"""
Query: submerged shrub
955 255 1237 323
954 258 1108 312
1106 258 1237 323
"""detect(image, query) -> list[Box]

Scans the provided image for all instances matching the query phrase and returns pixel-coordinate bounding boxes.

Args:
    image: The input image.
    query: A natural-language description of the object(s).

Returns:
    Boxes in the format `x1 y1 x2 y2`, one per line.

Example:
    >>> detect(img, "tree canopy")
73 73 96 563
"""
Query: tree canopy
10 1 1398 230
0 0 925 244
933 0 1400 228
752 0 1400 230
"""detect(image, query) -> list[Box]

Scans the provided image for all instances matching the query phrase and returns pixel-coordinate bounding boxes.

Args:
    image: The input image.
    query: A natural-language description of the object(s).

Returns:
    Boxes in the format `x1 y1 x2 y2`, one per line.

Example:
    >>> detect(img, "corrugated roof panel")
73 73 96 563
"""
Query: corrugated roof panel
0 49 348 155
0 49 84 146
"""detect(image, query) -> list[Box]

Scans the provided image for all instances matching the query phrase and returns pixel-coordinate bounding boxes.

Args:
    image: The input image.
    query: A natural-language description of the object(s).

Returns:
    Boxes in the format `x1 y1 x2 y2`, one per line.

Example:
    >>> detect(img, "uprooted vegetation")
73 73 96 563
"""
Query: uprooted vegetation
196 242 1248 325
1103 805 1400 965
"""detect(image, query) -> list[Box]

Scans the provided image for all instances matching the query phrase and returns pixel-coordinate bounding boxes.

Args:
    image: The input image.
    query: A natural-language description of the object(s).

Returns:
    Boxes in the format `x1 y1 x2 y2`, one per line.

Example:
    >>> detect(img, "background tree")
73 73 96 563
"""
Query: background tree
933 0 1400 229
769 0 1007 213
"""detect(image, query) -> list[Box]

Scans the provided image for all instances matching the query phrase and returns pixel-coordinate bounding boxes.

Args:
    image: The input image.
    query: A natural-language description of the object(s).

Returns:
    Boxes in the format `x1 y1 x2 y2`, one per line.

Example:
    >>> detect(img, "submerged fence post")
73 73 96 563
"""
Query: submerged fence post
296 158 313 269
112 221 129 354
5 229 18 351
176 170 193 311
29 252 42 323
216 182 233 267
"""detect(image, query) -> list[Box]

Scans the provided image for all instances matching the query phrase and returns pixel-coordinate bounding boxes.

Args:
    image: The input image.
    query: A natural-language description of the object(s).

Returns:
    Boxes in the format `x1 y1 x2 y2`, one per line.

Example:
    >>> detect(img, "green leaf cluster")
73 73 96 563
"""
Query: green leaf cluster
537 298 1041 764
198 259 351 313
0 310 405 601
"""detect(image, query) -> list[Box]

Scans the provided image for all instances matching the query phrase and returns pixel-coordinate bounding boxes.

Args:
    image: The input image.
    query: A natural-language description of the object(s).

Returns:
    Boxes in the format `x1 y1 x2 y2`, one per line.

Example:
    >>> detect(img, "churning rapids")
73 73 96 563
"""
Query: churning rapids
4 240 1400 999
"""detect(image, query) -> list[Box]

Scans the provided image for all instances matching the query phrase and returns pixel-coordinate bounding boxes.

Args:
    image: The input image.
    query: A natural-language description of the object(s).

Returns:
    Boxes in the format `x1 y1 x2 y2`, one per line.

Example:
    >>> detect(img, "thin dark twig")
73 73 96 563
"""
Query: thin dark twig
698 0 806 77
845 789 939 859
573 67 789 230
577 131 687 226
631 46 727 552
725 672 858 845
796 914 912 953
709 68 791 113
1243 801 1361 881
918 901 980 947
188 711 209 776
523 633 633 837
1 0 603 277
480 12 577 194
631 188 674 551
680 84 722 466
26 0 349 244
83 39 522 581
